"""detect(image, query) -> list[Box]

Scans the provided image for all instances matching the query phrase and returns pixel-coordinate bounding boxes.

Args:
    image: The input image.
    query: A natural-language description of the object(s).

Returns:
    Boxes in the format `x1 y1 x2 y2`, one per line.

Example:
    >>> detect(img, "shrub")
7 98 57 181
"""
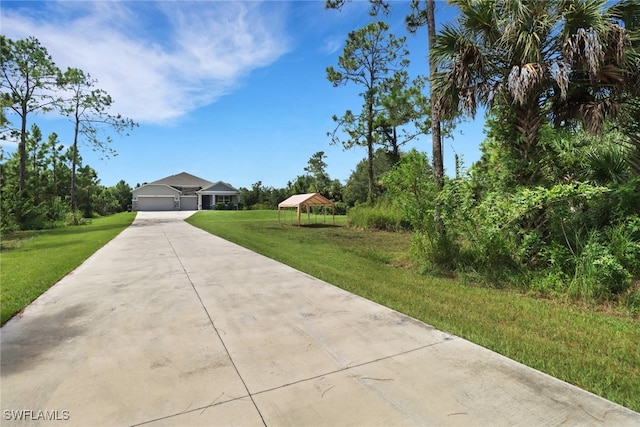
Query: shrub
608 218 640 276
569 240 632 300
410 231 460 274
529 269 569 297
334 201 348 215
64 212 91 226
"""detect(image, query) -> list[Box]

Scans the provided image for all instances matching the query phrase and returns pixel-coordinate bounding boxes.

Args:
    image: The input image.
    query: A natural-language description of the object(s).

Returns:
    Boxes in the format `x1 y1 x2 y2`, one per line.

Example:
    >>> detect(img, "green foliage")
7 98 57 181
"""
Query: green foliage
382 149 459 270
64 211 91 226
382 149 435 230
215 201 236 211
334 201 348 215
111 179 133 212
1 136 132 229
239 153 345 211
240 181 289 210
608 218 640 276
304 151 332 196
442 177 638 296
569 238 632 301
410 122 640 304
343 149 395 206
528 269 570 297
347 203 407 232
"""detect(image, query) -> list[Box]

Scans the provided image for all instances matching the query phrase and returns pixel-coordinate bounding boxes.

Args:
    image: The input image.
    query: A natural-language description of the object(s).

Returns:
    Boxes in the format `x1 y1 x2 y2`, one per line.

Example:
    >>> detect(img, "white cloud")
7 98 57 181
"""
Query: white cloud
321 35 343 55
1 1 290 124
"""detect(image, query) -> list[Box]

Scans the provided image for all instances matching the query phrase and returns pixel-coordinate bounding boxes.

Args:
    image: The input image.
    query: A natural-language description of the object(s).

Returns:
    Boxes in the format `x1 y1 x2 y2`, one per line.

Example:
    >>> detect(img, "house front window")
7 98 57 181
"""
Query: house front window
216 195 231 204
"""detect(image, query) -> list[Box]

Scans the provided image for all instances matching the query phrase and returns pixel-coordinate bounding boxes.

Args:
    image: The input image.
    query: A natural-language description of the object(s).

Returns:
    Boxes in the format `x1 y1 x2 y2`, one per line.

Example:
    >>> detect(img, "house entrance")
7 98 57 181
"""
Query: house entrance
202 195 213 210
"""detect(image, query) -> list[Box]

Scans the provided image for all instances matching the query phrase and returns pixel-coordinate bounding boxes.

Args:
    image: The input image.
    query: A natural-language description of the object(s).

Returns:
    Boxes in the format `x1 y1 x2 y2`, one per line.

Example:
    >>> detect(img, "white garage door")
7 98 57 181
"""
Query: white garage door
136 197 174 211
180 196 198 210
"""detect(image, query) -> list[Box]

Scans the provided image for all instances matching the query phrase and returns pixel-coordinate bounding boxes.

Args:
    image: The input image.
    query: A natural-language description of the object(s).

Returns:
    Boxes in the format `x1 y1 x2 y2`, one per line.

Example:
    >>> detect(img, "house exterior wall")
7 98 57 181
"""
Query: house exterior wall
132 185 181 211
180 196 198 210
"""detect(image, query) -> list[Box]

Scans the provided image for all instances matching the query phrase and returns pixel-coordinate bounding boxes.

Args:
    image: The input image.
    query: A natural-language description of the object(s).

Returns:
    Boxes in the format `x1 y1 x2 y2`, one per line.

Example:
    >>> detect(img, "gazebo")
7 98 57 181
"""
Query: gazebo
278 193 335 226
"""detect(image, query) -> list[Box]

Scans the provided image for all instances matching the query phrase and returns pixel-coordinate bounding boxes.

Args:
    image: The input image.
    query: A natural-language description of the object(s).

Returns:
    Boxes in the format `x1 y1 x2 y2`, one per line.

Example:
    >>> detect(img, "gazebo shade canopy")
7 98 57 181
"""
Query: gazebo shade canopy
278 193 335 225
278 193 334 208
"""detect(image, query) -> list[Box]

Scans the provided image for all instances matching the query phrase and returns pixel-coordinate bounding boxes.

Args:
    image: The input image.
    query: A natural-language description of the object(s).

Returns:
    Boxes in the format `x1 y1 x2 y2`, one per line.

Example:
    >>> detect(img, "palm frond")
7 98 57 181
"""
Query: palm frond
508 63 544 104
549 60 570 100
564 27 605 77
578 98 621 135
585 143 630 184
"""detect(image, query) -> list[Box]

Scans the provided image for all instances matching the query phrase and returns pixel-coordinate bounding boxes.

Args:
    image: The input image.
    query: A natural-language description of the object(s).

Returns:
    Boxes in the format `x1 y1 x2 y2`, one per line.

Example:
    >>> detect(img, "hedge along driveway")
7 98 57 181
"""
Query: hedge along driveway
0 212 136 325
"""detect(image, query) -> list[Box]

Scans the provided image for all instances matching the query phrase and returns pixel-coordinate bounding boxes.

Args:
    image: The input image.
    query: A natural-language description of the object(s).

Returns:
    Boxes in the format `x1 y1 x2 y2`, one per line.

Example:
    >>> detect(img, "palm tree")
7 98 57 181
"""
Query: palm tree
432 0 635 185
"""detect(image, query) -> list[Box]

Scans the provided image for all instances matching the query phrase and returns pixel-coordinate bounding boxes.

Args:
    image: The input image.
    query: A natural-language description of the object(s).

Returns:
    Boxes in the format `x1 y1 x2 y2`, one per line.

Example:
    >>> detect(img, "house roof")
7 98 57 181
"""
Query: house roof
132 183 181 195
278 193 335 208
149 172 213 189
199 181 240 193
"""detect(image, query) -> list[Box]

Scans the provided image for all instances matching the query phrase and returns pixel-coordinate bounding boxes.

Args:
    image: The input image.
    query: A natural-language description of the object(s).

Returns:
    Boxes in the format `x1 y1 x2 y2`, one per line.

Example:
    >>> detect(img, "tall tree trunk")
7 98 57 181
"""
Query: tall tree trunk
367 98 375 204
426 0 445 233
19 103 27 193
514 101 544 185
70 111 80 213
390 126 400 164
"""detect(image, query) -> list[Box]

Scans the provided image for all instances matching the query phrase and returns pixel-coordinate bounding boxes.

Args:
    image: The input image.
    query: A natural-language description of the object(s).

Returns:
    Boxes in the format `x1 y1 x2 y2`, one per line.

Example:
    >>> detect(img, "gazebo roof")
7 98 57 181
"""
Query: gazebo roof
278 193 335 208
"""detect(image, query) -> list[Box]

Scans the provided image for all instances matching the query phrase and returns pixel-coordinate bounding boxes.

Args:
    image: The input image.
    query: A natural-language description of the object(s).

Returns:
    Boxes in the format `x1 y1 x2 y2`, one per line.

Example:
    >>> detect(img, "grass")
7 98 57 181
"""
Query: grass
187 210 640 413
0 212 136 325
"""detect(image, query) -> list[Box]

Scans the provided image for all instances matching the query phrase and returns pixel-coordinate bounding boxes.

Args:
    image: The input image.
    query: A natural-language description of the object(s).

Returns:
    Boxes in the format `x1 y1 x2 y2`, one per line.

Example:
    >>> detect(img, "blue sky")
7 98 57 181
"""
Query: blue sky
1 0 485 189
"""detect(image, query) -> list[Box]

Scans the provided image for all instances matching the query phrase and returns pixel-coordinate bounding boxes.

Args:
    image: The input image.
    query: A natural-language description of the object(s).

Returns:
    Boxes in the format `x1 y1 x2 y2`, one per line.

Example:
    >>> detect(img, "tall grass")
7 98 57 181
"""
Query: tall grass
347 203 408 231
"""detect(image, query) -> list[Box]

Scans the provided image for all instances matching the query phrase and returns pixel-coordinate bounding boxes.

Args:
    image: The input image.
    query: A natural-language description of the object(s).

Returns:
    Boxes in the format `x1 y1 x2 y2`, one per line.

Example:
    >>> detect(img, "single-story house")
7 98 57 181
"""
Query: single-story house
132 172 240 211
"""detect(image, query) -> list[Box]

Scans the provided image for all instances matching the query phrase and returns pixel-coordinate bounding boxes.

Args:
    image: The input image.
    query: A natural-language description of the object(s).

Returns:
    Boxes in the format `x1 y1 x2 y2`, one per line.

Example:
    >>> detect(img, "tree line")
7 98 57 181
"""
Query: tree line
1 36 137 230
238 150 346 212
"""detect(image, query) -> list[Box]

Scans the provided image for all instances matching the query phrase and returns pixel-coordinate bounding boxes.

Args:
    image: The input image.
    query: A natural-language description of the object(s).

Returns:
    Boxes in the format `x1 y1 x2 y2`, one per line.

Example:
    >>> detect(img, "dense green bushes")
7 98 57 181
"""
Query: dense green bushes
1 140 133 232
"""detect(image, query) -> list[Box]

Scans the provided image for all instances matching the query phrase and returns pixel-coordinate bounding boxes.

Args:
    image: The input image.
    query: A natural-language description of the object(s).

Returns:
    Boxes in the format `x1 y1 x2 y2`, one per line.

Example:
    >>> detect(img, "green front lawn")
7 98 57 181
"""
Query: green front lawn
0 212 136 325
187 210 640 412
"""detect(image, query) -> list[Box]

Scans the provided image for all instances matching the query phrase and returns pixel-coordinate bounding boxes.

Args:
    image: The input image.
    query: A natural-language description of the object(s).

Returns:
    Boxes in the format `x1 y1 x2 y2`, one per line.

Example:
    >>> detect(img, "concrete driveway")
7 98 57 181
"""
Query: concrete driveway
2 211 639 426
